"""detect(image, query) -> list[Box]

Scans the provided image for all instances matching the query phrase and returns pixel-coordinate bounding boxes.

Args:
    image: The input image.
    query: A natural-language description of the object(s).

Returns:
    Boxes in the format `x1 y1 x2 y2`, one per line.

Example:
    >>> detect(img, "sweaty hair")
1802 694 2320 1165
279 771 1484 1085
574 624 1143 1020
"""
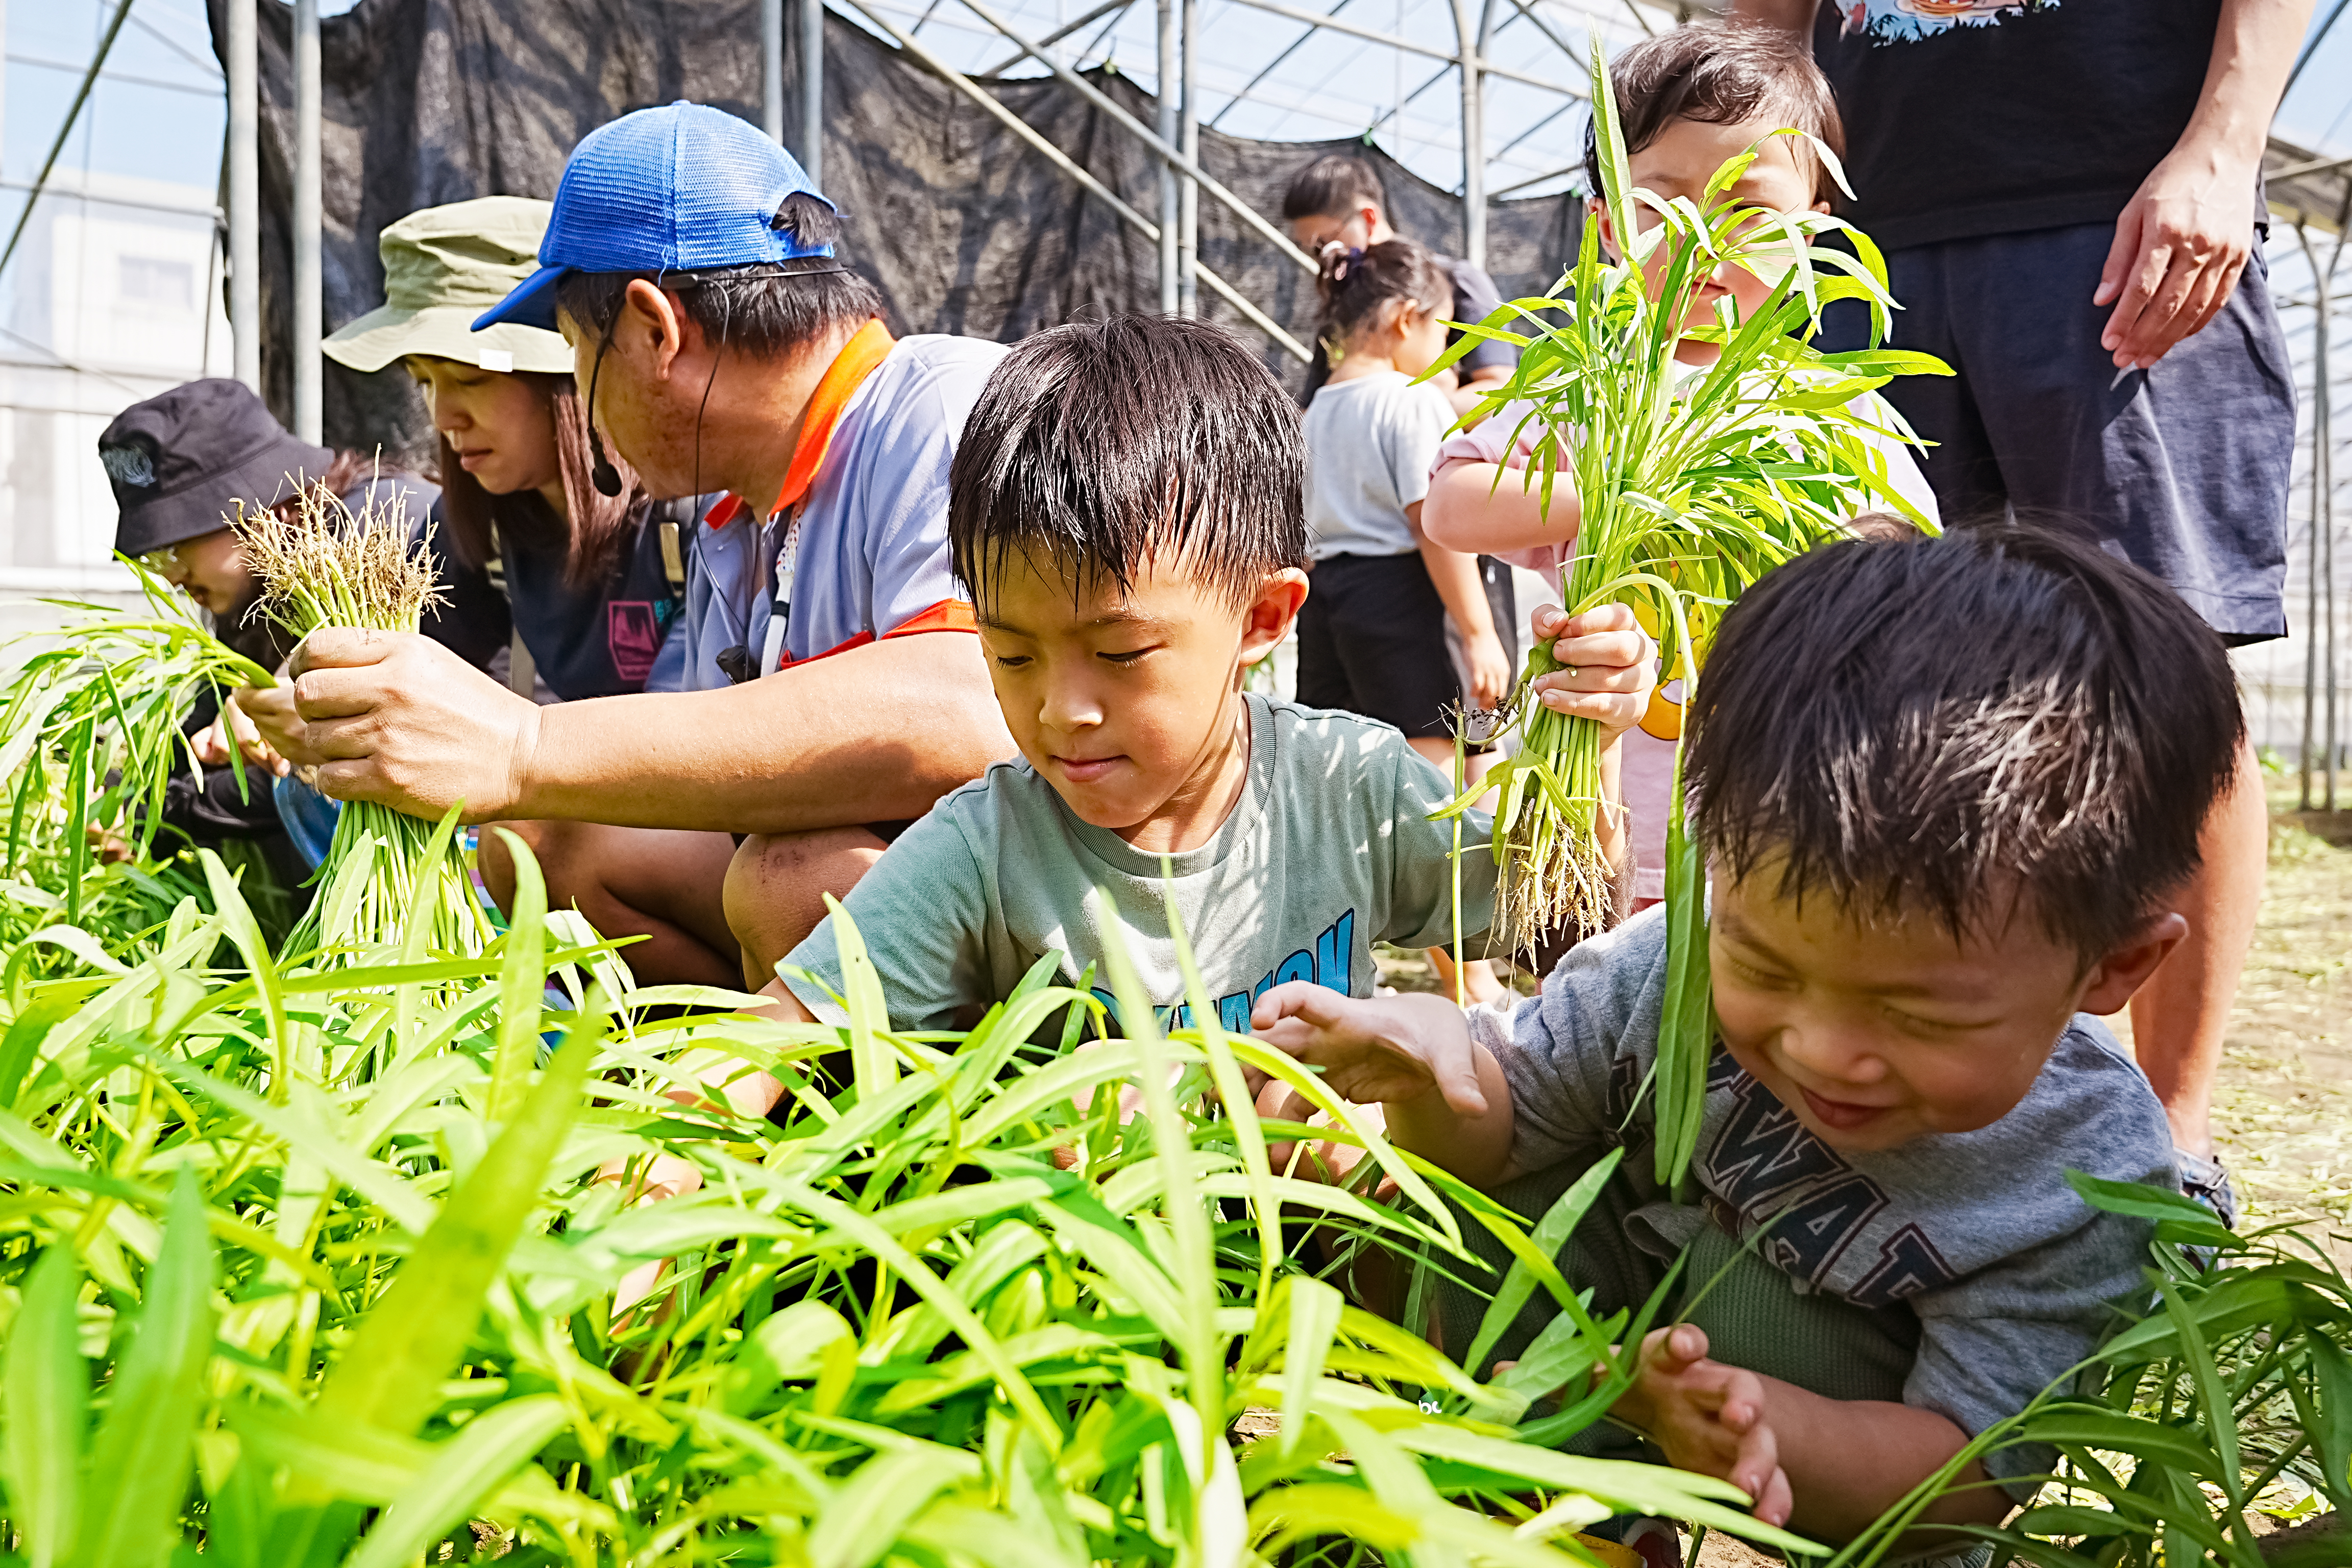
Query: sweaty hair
1316 237 1453 354
432 373 640 591
553 192 883 360
1582 28 1845 206
949 315 1307 610
1282 152 1388 223
1685 525 2243 962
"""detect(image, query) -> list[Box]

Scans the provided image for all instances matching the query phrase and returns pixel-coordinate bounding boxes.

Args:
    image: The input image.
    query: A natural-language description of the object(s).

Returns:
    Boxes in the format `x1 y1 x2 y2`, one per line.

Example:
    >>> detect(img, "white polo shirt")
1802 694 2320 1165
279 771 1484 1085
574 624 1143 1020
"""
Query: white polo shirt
670 332 1008 691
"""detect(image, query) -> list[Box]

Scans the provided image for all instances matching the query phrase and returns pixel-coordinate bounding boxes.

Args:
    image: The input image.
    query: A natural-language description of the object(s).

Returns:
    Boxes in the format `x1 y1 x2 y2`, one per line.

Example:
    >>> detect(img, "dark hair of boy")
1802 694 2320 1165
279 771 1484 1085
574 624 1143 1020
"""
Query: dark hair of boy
1314 237 1454 350
1686 525 2243 963
948 315 1308 611
552 193 883 359
1582 28 1846 206
1282 152 1389 223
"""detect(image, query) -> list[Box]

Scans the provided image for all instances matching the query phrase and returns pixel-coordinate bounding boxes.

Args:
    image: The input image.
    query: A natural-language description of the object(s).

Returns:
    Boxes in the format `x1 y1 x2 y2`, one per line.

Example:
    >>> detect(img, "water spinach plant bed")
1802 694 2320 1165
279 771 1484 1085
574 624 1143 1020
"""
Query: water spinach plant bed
0 856 1820 1566
0 560 276 966
0 617 2342 1562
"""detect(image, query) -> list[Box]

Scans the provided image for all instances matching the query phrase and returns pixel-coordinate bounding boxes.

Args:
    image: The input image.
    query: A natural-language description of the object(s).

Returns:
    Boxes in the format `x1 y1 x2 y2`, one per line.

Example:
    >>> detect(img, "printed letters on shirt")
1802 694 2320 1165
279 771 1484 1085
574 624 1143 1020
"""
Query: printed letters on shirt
1086 908 1356 1034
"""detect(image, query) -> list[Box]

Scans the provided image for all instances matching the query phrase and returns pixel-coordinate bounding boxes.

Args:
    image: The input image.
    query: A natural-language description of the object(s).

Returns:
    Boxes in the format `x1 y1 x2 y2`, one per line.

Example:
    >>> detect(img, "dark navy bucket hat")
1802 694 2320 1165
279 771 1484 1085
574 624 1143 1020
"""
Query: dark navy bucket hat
473 101 837 334
99 379 333 558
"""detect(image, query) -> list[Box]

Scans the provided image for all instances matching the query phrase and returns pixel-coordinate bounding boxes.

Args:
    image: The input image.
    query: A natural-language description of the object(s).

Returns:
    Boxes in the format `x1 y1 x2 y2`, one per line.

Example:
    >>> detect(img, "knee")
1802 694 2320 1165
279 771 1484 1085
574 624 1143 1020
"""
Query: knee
723 827 886 976
475 819 562 913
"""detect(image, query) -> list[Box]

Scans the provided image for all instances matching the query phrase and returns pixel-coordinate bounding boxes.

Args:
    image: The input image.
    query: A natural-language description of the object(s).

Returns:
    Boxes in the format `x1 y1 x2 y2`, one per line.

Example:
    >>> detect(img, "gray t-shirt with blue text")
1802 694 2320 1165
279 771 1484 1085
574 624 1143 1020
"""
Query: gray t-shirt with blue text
1477 908 2175 1481
783 695 1499 1032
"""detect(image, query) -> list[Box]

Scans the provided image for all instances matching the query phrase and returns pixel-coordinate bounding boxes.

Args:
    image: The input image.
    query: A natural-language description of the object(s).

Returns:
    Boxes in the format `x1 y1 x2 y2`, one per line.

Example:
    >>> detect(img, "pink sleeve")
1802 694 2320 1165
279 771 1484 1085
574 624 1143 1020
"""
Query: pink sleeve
1429 400 1570 575
1430 397 1539 474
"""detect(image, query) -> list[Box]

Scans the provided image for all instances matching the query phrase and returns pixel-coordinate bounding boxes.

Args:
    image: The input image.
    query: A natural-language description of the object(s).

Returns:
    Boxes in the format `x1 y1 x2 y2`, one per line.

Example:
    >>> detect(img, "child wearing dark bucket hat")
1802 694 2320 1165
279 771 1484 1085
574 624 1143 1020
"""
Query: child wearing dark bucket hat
95 379 496 890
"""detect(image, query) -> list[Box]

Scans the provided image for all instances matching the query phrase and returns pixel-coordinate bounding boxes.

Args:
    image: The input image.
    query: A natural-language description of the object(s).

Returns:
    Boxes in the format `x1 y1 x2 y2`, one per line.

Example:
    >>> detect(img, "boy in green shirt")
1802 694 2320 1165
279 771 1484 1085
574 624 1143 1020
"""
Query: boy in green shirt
640 313 1652 1193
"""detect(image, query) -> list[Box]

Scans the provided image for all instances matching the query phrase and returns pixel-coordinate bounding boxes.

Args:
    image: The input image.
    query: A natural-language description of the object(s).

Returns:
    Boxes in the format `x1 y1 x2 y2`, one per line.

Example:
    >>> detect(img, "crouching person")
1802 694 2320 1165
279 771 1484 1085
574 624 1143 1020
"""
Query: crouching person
1251 526 2235 1547
622 311 1655 1206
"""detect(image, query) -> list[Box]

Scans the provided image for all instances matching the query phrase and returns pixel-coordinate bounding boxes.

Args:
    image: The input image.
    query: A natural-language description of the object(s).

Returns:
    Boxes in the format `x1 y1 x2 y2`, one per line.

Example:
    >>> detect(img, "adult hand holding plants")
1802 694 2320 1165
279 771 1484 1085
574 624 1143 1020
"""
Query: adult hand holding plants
240 627 541 822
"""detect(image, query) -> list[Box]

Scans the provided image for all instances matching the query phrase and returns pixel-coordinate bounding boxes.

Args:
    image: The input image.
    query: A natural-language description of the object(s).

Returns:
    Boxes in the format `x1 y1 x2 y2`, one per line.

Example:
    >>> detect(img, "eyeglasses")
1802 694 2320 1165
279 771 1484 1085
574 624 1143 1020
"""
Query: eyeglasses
137 544 186 574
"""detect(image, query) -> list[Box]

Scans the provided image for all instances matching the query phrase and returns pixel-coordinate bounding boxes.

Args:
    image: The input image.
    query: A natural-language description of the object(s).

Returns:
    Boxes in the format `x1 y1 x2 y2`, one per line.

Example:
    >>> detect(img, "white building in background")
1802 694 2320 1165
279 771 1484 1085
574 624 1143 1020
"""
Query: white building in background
0 168 232 594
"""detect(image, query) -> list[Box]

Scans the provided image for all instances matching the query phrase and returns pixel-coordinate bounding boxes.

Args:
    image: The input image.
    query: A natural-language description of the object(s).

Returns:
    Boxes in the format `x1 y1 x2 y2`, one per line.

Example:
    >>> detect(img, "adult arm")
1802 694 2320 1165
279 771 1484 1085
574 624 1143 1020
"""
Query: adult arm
2093 0 2314 369
243 626 1014 833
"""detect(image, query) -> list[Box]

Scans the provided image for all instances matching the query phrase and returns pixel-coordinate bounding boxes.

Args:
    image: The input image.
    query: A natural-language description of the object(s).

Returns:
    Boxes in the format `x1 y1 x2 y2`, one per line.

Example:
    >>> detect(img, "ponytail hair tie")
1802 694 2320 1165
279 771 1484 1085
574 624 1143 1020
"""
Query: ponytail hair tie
1318 240 1366 283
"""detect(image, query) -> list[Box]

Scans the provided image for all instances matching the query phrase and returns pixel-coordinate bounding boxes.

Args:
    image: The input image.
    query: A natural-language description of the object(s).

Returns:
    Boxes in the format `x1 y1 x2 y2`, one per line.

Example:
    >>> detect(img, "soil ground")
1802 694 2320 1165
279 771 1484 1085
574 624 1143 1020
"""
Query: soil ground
2192 796 2352 1242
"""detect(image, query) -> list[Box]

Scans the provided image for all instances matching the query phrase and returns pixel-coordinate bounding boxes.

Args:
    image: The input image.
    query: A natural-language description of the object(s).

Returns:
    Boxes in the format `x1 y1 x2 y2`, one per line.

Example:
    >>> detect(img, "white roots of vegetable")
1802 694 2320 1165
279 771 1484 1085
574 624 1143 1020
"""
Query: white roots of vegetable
1493 708 1622 954
231 475 486 966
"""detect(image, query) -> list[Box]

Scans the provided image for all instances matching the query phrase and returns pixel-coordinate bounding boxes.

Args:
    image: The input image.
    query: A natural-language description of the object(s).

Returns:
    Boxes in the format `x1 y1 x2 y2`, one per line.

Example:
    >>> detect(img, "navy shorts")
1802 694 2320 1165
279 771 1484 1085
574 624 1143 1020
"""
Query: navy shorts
1296 552 1514 741
1824 222 2294 646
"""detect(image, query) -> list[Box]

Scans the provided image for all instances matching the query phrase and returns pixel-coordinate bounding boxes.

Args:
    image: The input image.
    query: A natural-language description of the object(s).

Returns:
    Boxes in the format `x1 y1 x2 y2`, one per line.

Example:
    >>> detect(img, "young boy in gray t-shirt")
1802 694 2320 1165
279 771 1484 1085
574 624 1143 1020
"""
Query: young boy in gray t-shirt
646 315 1649 1150
1253 528 2236 1547
765 314 1648 1033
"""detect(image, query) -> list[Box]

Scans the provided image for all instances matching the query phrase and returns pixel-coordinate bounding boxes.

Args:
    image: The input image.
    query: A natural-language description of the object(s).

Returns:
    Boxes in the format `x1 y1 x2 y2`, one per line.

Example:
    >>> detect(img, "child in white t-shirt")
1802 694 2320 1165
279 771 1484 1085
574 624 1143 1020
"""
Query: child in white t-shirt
1302 237 1517 1001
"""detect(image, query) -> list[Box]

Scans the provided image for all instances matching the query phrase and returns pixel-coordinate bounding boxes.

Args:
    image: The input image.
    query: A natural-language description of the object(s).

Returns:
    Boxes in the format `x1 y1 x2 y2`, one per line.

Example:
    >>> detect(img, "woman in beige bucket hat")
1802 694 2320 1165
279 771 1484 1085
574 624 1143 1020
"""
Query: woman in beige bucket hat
318 195 737 988
325 195 704 705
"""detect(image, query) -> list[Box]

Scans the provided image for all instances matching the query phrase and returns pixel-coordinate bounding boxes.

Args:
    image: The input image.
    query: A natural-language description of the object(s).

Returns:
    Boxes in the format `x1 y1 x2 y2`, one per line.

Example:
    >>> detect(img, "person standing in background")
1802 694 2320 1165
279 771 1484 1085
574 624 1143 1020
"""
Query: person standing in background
1282 152 1520 415
1300 237 1516 1006
1729 0 2315 1220
1284 152 1528 732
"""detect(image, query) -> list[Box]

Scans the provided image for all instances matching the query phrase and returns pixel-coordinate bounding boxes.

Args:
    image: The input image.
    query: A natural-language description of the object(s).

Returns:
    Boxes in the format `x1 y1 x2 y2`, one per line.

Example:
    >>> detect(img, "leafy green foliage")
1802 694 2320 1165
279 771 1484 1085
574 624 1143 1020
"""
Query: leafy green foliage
1830 1177 2351 1568
0 846 1813 1565
0 561 272 960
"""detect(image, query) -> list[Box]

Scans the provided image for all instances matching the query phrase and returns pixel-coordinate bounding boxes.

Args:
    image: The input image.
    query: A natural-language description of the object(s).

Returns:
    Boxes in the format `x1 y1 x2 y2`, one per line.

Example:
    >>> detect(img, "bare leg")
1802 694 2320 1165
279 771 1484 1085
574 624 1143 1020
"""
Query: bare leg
478 821 741 989
723 825 893 989
1406 736 1507 1005
2128 737 2266 1157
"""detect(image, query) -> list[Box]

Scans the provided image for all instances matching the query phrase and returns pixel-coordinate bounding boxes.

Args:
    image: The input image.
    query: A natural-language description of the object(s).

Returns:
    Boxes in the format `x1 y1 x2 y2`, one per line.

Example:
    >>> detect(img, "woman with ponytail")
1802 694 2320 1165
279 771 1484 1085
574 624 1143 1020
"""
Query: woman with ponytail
1298 236 1519 1004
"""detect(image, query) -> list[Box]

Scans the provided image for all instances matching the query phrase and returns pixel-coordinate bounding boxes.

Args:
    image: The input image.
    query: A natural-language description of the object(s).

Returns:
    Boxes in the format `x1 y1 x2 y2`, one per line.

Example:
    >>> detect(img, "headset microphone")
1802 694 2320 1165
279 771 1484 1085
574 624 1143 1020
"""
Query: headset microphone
582 316 624 498
589 431 624 497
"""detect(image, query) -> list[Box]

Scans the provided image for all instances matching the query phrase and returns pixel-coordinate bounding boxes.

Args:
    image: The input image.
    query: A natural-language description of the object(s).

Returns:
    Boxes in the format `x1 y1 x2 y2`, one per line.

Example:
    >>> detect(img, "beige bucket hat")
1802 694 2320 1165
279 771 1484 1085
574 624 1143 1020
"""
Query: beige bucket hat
324 196 575 375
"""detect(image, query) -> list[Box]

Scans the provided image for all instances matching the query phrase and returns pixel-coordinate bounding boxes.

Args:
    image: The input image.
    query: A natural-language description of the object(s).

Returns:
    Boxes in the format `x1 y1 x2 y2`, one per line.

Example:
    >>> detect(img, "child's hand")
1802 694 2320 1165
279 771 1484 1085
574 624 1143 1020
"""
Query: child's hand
1525 602 1655 749
1613 1324 1794 1527
1463 626 1513 713
1249 985 1488 1116
195 690 292 777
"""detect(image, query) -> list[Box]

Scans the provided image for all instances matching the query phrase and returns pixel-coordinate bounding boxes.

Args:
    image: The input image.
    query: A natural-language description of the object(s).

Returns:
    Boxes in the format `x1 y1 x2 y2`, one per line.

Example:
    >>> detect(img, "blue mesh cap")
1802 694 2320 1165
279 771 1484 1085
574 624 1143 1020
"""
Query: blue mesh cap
472 101 836 334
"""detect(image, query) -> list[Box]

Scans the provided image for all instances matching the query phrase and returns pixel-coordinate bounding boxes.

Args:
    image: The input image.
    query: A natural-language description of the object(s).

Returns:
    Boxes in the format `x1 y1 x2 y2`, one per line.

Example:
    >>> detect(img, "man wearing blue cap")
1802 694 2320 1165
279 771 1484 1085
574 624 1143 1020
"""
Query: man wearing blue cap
241 102 1015 986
